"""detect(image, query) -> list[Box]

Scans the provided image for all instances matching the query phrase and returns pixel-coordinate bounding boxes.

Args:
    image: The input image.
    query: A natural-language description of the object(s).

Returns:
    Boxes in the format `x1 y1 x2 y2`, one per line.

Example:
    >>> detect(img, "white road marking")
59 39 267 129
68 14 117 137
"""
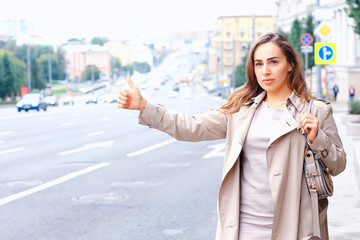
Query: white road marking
0 162 111 207
203 143 225 159
58 140 114 156
127 138 177 157
0 131 14 136
87 131 104 136
61 122 74 127
0 147 25 156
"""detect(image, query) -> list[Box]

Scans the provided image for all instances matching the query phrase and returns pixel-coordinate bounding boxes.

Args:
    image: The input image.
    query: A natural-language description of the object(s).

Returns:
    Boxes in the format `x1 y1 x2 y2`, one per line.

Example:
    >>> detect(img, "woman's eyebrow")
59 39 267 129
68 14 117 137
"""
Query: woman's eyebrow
267 56 280 61
254 56 279 62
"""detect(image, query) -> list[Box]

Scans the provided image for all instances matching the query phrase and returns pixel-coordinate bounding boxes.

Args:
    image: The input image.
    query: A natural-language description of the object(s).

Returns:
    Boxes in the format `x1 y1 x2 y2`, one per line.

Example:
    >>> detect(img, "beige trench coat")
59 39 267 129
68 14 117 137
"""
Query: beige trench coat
138 91 346 240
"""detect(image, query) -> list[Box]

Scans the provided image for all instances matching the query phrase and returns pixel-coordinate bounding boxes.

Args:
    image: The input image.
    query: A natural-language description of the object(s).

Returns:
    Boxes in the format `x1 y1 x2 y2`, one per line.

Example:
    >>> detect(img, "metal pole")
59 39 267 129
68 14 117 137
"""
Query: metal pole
315 0 322 98
48 58 52 85
232 35 236 91
27 45 31 93
252 14 255 44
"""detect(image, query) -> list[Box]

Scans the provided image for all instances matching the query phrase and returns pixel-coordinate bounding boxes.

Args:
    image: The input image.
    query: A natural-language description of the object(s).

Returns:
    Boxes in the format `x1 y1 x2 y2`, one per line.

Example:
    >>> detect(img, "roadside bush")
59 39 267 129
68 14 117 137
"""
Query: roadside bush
349 99 360 114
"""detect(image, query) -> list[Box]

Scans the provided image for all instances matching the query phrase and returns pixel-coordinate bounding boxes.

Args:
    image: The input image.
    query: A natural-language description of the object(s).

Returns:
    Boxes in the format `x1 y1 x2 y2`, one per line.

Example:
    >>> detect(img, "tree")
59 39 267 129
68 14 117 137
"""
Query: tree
82 65 101 81
123 65 134 75
133 61 151 73
303 14 315 70
288 19 303 55
0 53 14 99
0 50 27 99
91 37 109 46
55 47 66 80
38 54 65 82
235 52 248 87
279 14 315 71
31 57 46 90
346 0 360 35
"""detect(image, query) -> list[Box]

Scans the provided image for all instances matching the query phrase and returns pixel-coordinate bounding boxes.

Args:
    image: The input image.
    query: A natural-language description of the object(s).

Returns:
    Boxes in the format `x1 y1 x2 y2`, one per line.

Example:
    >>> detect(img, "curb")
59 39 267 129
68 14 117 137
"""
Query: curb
352 140 360 189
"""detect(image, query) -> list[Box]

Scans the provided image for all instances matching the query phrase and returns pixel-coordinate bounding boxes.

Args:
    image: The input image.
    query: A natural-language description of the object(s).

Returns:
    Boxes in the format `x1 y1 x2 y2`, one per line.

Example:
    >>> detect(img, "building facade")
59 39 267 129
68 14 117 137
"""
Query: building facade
209 15 275 84
63 44 111 81
276 0 360 101
103 41 153 69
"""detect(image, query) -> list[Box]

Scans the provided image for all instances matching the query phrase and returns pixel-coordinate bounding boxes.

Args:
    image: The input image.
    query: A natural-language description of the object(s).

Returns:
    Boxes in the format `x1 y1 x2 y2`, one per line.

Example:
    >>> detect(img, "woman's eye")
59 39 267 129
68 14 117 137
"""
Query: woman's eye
270 60 277 64
255 62 262 67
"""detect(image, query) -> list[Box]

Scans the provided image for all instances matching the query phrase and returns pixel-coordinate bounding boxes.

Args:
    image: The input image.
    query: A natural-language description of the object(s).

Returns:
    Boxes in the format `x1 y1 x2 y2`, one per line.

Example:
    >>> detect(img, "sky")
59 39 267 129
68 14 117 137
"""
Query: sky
1 0 277 44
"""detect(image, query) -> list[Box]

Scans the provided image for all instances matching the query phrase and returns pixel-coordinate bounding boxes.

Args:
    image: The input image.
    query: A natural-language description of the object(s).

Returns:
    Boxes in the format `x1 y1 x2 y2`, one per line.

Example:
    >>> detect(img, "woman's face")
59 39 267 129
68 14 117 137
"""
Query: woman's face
253 42 292 95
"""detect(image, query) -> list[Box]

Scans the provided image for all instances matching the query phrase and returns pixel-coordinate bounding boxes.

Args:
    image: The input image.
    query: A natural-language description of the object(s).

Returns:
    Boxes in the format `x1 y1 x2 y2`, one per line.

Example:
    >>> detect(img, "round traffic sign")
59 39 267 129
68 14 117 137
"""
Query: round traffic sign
300 33 313 46
318 45 334 61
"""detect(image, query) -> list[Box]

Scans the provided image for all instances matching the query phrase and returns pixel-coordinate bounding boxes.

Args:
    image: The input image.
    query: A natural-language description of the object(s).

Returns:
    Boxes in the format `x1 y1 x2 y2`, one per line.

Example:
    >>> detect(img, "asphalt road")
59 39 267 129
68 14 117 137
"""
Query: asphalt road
0 77 229 240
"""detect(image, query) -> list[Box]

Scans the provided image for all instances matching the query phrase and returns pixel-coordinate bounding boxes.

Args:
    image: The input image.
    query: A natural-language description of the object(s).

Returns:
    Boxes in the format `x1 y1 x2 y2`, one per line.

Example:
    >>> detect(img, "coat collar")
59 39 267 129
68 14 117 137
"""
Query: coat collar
286 91 306 113
247 91 266 108
247 90 306 113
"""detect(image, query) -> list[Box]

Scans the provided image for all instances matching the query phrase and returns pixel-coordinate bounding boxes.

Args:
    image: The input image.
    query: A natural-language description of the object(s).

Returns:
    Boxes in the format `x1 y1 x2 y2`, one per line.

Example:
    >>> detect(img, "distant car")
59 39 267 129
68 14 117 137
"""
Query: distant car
44 96 58 106
59 96 74 106
85 94 98 104
16 93 48 112
172 83 180 92
98 93 118 103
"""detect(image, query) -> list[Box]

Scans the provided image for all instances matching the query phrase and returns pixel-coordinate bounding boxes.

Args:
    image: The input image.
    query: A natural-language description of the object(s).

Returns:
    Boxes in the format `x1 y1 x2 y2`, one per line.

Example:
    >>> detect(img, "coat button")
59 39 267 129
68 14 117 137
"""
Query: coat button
297 128 304 134
321 149 329 158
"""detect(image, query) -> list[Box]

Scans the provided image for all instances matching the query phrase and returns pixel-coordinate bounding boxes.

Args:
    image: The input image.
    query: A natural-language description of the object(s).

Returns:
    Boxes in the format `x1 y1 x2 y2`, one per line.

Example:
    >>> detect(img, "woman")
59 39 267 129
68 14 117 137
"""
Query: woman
118 32 346 240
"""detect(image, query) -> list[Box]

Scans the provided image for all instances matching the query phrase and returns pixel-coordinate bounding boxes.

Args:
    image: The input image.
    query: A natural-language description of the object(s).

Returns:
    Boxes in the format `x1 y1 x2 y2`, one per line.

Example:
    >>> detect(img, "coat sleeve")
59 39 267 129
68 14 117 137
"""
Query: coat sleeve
138 101 228 141
308 101 346 176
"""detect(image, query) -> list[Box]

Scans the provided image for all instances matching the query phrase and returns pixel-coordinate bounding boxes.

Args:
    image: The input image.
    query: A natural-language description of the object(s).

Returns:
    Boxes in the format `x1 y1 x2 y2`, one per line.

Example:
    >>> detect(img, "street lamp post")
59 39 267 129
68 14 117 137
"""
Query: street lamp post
26 44 31 93
315 0 322 99
48 58 52 85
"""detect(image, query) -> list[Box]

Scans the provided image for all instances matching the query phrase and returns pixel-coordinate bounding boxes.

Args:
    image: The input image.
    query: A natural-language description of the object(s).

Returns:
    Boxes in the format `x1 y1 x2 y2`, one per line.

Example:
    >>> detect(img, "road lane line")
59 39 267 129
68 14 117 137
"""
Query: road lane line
0 147 25 156
0 162 111 207
127 138 176 157
58 140 114 156
87 131 105 136
0 131 14 136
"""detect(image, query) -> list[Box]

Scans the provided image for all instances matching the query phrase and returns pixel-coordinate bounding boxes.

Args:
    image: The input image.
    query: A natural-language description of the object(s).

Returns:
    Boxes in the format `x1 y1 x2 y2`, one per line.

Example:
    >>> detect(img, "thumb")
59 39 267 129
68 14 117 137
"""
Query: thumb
127 75 136 89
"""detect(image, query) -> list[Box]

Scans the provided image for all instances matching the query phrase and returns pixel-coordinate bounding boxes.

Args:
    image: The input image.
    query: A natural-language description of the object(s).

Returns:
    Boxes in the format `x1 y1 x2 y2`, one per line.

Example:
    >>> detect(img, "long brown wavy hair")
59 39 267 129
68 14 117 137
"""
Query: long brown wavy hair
218 32 312 114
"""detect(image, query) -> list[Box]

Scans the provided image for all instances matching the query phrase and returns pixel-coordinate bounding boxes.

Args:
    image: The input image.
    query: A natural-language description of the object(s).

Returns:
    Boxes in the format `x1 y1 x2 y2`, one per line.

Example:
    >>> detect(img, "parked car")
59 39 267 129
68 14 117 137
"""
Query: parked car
44 96 58 106
59 96 74 106
16 93 48 112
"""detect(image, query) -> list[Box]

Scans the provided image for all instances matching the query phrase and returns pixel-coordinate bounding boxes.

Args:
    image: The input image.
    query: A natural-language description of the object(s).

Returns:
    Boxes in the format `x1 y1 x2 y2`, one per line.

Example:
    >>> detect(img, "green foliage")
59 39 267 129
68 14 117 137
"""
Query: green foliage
235 52 248 87
91 37 109 46
289 19 303 53
133 61 151 73
346 0 360 35
0 40 66 98
349 99 360 114
280 14 315 70
0 50 27 99
31 57 46 90
123 65 134 75
82 65 101 81
111 56 122 76
0 53 13 98
38 54 65 81
303 14 315 69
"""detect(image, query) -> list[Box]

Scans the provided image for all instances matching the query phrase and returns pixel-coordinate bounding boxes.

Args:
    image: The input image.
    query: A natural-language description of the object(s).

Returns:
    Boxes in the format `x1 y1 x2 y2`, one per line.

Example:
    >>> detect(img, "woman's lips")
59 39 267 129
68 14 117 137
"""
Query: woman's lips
263 78 274 83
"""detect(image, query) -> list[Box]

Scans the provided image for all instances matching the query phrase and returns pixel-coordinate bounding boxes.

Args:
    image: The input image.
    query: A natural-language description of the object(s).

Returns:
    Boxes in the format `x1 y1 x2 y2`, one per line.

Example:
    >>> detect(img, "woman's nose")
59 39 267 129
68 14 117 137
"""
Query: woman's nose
262 64 270 75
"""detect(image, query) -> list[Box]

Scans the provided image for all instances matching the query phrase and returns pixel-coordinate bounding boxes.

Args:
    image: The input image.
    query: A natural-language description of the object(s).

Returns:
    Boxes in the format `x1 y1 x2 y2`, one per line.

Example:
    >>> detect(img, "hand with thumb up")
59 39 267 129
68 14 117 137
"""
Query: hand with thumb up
118 76 147 112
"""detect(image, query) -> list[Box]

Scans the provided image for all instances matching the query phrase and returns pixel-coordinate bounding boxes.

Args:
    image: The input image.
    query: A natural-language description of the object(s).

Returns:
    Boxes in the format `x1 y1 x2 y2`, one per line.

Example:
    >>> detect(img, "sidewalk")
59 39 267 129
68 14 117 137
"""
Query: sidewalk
327 100 360 239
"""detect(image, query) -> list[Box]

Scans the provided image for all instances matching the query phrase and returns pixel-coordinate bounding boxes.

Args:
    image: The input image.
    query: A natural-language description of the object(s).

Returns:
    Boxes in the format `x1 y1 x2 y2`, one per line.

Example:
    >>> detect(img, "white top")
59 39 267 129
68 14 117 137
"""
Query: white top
239 101 286 239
